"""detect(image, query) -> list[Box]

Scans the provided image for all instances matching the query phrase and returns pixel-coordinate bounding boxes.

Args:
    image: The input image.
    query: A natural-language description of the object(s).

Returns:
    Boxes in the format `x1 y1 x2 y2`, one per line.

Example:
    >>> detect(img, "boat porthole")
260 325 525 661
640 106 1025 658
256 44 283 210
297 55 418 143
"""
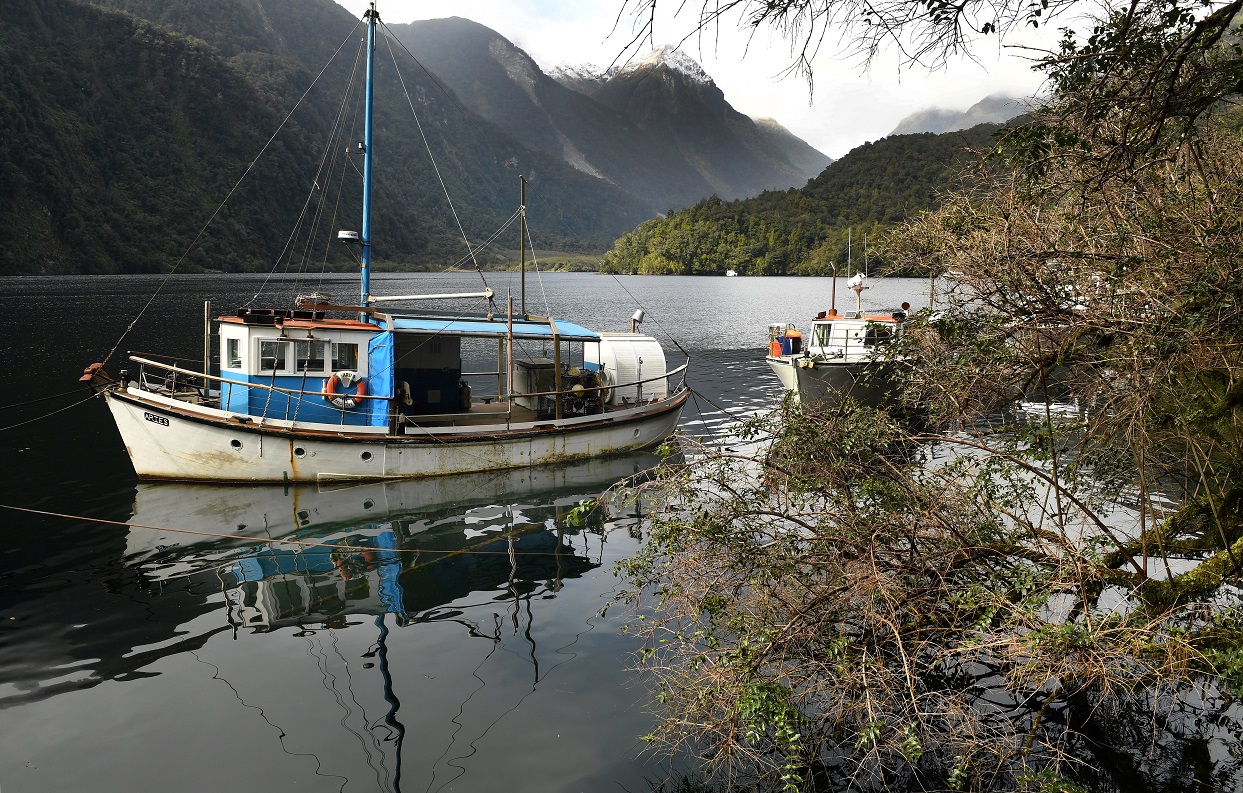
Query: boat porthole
363 499 374 510
361 451 373 462
633 428 641 438
293 446 306 458
230 439 243 450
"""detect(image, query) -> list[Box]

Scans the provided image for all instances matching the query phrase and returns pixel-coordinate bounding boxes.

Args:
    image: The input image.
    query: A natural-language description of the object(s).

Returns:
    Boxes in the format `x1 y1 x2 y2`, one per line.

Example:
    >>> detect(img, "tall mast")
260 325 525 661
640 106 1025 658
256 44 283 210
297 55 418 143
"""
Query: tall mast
519 175 527 317
360 3 378 309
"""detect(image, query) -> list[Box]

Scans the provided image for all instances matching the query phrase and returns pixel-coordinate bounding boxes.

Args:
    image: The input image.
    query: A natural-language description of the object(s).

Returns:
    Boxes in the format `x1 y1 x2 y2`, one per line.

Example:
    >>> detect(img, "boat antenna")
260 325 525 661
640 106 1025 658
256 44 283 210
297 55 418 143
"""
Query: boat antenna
360 2 378 315
519 175 527 317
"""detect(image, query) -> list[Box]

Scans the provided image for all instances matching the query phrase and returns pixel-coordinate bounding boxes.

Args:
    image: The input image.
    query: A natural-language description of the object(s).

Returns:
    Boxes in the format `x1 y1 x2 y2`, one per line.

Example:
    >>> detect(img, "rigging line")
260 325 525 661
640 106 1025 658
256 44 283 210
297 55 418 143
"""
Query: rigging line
522 219 552 318
380 22 481 129
609 274 691 357
101 18 366 366
0 388 91 410
440 209 521 271
304 73 364 290
310 95 365 291
688 386 753 424
604 273 691 357
296 50 364 287
380 28 489 292
0 392 100 432
248 35 367 306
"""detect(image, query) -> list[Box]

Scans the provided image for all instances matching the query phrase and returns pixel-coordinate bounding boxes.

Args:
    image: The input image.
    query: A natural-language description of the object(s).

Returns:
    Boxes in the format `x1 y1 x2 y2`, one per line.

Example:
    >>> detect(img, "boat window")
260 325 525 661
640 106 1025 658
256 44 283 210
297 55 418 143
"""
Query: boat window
332 342 358 371
296 341 327 372
259 340 289 372
815 324 834 347
226 338 242 369
863 325 893 346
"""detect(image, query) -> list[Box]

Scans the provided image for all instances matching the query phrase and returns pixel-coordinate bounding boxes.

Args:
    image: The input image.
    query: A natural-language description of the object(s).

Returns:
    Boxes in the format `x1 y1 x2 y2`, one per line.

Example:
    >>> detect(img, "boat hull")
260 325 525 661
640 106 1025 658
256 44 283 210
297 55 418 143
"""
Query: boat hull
766 355 895 406
104 385 687 483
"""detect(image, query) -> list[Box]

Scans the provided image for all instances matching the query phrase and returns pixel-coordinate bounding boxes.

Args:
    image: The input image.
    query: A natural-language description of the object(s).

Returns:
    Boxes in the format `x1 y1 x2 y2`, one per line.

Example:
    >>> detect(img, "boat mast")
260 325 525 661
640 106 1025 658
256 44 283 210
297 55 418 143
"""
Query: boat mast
519 175 527 317
360 2 378 310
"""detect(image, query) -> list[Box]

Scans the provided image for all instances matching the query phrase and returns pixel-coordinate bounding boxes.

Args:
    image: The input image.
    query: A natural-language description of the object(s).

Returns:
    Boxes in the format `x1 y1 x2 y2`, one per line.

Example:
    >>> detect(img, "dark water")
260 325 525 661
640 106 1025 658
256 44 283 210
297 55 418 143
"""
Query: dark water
0 272 925 793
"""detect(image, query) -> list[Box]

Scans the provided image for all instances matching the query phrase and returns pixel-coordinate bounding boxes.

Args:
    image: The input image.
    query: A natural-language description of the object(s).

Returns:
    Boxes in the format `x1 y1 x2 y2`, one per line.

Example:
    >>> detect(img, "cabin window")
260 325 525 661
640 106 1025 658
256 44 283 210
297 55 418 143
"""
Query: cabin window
815 324 835 347
259 340 289 372
296 341 327 372
225 338 242 369
863 325 893 347
332 342 359 371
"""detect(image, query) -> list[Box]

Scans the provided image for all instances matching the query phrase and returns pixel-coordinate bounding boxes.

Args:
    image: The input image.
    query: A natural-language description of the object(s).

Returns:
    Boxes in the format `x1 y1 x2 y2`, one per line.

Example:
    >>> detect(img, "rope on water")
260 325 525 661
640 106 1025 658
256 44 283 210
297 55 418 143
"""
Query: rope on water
0 388 92 411
0 392 101 433
0 502 588 560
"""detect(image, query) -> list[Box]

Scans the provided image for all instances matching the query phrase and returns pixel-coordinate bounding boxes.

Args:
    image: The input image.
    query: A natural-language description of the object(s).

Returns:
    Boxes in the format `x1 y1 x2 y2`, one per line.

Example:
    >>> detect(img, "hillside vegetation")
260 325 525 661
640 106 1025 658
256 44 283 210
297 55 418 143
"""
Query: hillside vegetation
0 0 648 275
601 122 1005 276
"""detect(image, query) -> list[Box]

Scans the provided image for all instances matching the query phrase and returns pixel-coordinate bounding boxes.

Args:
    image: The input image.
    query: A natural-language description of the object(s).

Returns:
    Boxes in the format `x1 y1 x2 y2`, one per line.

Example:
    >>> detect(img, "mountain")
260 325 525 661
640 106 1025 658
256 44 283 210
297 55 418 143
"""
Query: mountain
890 94 1026 136
390 20 830 212
0 0 649 274
754 118 835 180
600 122 1006 276
386 17 716 214
0 0 312 273
561 45 832 201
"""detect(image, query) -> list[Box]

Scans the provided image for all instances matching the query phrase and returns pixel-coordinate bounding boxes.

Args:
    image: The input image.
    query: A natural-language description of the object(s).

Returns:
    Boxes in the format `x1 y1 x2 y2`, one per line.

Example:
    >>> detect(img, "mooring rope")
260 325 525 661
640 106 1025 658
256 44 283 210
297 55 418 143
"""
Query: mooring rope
0 392 101 432
0 502 596 560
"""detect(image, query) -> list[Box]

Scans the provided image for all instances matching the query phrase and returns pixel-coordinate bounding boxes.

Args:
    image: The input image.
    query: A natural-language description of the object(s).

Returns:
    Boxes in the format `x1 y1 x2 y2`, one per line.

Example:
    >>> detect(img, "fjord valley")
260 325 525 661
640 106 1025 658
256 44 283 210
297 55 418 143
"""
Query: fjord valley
0 0 832 276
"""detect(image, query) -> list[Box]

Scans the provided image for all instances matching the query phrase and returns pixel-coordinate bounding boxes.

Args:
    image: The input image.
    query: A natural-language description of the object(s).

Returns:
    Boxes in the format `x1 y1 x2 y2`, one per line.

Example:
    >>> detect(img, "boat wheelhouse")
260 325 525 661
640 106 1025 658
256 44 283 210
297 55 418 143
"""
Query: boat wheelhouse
765 274 909 405
80 3 688 483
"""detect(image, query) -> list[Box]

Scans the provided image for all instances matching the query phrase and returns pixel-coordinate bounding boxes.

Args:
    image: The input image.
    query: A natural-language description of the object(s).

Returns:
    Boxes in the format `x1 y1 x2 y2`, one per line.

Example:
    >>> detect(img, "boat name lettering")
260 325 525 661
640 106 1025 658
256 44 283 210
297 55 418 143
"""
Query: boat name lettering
143 412 170 427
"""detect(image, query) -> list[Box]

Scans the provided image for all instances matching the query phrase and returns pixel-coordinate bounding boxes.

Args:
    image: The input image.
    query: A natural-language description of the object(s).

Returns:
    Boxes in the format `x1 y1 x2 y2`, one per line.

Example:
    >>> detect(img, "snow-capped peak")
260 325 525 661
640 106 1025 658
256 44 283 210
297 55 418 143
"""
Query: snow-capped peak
550 62 607 82
623 45 712 84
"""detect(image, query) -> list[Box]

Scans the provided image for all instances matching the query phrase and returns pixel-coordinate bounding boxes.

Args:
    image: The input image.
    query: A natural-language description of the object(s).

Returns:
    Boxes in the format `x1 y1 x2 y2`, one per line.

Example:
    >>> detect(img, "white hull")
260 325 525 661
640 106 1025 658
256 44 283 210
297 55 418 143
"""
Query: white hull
766 355 895 406
105 384 687 483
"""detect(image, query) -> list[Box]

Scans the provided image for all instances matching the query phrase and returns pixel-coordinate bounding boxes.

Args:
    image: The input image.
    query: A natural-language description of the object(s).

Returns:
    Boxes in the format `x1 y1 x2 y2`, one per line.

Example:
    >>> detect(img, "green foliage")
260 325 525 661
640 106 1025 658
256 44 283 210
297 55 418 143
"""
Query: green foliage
0 0 649 276
600 123 1006 276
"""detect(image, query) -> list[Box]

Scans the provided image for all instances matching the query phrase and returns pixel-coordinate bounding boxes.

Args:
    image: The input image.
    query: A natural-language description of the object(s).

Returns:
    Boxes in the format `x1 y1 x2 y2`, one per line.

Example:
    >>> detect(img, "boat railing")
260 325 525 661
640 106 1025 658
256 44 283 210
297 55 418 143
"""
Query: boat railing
125 355 690 415
513 361 689 403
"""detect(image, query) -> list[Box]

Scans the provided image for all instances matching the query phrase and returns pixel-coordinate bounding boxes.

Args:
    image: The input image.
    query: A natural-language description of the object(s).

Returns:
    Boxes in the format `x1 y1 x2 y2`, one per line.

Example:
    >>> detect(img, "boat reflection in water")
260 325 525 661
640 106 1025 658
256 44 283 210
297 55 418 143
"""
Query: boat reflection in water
118 452 672 792
125 452 661 620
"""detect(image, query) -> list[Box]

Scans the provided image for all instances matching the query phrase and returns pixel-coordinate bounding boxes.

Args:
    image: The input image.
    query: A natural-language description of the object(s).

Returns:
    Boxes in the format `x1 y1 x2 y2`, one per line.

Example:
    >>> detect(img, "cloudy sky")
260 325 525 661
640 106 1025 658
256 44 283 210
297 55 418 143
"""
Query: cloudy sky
337 1 1066 159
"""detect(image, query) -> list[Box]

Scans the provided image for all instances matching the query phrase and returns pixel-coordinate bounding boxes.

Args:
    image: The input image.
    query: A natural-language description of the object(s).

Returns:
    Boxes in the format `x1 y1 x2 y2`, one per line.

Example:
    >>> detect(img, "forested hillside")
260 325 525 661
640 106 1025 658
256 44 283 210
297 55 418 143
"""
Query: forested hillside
0 0 312 273
0 0 649 275
600 122 1005 276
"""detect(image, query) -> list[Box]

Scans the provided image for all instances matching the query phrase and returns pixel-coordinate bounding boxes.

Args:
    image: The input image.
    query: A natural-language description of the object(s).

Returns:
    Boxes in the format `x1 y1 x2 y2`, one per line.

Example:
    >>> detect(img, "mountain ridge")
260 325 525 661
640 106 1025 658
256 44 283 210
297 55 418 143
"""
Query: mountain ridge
391 18 830 211
890 94 1026 135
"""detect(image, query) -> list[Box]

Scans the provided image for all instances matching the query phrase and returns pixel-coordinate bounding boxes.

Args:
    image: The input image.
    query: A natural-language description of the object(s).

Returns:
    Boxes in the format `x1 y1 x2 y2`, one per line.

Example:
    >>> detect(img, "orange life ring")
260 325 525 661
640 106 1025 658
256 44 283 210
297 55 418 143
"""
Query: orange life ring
324 371 367 409
769 339 783 357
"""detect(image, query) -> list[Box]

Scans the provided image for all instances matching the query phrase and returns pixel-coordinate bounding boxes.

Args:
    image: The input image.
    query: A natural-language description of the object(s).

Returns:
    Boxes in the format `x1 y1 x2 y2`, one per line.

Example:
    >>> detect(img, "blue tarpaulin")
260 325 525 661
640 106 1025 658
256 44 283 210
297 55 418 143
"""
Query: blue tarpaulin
367 331 395 427
383 316 600 341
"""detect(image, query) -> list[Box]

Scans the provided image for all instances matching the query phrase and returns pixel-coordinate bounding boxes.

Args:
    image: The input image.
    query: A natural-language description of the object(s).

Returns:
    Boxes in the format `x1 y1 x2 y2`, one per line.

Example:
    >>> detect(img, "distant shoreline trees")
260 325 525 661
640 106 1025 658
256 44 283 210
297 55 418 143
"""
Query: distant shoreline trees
600 124 1006 276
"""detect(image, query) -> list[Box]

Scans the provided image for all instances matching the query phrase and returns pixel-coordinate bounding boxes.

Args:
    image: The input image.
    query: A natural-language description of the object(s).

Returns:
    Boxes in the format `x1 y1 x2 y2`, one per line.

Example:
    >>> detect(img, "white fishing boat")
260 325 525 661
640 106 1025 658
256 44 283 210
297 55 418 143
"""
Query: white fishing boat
765 273 910 405
81 4 688 483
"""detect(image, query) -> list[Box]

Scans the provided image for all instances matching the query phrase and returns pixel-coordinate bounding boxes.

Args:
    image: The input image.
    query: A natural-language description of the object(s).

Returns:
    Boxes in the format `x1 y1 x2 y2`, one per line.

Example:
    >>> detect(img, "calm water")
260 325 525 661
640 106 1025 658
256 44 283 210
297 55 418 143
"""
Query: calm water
0 272 925 793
